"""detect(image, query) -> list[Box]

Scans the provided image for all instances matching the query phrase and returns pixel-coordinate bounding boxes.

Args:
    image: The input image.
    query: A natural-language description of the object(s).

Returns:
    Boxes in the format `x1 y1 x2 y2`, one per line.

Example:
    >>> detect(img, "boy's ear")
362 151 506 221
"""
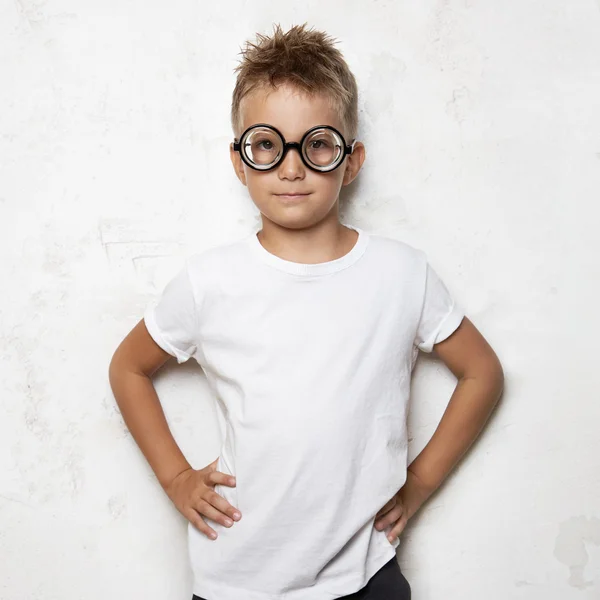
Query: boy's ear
230 142 247 186
342 141 366 187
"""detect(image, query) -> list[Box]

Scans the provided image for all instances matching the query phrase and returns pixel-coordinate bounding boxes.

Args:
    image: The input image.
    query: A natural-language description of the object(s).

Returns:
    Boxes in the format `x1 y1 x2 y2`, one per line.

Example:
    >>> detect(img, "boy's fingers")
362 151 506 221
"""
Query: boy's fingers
387 516 408 542
184 507 218 540
206 489 242 521
205 458 219 474
209 471 237 487
196 496 237 527
375 496 397 518
374 503 404 530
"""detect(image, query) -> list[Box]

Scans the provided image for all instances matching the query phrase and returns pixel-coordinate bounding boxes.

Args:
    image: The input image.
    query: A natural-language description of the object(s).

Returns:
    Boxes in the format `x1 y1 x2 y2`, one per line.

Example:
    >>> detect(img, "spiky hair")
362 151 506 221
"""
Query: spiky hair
230 23 359 141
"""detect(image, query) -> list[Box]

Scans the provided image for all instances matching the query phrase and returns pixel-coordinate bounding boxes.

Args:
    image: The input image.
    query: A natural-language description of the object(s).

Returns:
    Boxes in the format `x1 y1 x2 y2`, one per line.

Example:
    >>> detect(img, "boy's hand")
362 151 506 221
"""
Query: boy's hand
164 457 242 541
373 469 432 544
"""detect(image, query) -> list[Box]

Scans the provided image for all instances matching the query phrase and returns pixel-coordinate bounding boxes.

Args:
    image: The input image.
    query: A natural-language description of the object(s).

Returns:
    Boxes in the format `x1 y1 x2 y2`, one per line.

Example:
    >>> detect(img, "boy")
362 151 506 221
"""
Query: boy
109 23 504 600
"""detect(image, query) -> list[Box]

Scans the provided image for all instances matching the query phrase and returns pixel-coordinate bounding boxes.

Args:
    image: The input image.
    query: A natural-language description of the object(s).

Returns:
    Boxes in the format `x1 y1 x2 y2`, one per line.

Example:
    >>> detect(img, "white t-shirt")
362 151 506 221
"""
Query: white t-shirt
143 223 464 600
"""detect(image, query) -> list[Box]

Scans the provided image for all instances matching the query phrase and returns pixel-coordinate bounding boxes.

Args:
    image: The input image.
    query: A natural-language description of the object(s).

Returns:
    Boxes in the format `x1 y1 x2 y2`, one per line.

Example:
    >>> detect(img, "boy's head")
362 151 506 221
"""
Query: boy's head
229 23 365 232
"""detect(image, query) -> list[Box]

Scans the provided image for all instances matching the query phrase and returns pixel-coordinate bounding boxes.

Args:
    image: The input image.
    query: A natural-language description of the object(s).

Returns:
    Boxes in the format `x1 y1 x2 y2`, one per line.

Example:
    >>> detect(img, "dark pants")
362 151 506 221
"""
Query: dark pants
192 556 411 599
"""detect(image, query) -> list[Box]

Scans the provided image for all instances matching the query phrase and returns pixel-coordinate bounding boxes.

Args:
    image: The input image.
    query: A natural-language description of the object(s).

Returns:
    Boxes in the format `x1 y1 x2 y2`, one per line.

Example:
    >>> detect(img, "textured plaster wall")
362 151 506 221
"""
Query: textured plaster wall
1 1 599 599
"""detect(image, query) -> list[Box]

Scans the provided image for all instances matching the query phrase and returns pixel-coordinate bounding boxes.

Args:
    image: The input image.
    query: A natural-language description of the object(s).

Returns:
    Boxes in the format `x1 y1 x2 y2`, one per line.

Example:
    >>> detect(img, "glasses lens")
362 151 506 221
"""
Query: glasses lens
242 127 283 168
303 128 343 169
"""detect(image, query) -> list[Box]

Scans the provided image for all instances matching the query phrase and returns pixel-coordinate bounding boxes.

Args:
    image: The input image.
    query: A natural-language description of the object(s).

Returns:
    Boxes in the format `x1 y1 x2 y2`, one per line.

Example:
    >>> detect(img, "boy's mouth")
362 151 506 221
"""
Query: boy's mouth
275 192 311 198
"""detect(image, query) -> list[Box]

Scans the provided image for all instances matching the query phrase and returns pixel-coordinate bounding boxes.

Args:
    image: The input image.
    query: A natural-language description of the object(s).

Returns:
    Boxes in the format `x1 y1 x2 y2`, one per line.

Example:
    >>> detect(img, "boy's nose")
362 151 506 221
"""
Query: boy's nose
278 146 305 179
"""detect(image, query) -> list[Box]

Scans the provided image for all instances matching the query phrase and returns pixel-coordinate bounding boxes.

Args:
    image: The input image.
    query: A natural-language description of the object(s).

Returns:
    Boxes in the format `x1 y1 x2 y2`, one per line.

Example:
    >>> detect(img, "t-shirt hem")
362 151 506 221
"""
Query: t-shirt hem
190 544 398 600
418 302 465 353
143 306 193 364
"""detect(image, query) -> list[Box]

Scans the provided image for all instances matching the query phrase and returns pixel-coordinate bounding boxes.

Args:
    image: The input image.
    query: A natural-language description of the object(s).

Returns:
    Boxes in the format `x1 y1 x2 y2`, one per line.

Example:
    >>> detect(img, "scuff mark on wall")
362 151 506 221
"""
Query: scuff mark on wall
0 492 36 509
98 218 183 280
554 515 600 589
107 494 127 520
446 86 472 125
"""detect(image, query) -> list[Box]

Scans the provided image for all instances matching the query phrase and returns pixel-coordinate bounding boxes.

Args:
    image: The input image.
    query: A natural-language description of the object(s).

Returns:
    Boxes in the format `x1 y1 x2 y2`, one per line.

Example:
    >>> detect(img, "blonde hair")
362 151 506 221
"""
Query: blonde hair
230 23 359 141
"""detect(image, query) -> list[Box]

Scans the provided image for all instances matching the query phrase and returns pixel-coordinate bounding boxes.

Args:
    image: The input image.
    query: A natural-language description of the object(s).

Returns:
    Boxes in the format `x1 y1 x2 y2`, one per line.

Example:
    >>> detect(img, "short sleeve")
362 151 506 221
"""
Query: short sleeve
414 255 465 353
143 259 199 364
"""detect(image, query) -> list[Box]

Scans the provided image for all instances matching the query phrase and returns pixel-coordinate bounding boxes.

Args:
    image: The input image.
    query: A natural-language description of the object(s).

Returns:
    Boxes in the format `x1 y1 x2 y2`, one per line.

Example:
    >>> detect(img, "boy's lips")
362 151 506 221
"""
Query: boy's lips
275 192 310 196
275 193 311 203
275 193 311 202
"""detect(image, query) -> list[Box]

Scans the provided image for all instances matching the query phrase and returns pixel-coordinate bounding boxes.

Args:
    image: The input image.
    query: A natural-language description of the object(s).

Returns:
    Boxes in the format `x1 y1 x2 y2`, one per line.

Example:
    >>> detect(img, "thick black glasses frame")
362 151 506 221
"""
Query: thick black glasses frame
233 123 356 173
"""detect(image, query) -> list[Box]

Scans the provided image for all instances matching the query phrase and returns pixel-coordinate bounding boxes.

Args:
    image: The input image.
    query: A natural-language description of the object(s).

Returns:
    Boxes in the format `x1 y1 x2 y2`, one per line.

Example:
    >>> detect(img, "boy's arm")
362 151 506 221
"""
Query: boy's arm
407 316 504 497
108 319 193 491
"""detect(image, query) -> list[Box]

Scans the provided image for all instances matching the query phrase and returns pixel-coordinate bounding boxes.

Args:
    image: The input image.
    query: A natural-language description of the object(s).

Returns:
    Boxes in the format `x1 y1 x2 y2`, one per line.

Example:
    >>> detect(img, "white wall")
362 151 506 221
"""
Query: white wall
1 1 599 598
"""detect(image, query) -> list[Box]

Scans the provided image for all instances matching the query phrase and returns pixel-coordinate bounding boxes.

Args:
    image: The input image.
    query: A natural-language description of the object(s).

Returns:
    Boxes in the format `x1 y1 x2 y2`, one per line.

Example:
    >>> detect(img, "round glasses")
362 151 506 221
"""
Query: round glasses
233 123 356 173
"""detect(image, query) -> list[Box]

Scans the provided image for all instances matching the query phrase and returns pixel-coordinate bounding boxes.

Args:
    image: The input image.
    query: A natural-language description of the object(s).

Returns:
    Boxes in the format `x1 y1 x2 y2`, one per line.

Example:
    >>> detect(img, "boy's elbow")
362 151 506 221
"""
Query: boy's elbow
108 350 126 387
483 355 505 402
460 351 504 403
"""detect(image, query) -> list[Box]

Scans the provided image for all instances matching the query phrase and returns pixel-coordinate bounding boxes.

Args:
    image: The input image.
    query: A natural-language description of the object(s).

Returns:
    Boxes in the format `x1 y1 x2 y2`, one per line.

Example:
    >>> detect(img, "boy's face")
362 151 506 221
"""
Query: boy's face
229 83 365 230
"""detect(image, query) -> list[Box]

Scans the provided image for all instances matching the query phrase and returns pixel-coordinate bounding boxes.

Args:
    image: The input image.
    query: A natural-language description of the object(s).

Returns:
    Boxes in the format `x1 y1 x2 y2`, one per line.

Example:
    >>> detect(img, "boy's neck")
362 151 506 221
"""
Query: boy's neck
256 217 358 265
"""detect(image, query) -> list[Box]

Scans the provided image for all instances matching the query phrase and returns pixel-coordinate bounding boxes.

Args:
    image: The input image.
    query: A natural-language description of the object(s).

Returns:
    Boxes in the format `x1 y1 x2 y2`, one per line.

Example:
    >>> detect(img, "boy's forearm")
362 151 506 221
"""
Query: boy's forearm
407 367 504 496
108 360 192 490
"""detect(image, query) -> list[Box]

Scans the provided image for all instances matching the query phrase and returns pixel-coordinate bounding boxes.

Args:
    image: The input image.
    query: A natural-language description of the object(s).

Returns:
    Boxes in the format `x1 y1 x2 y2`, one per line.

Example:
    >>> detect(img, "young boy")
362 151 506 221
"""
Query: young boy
109 23 504 600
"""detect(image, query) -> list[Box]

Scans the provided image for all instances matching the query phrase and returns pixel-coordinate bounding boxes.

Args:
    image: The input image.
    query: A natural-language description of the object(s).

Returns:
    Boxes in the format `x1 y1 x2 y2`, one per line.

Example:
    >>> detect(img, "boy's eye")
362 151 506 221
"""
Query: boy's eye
309 139 330 150
256 139 274 150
